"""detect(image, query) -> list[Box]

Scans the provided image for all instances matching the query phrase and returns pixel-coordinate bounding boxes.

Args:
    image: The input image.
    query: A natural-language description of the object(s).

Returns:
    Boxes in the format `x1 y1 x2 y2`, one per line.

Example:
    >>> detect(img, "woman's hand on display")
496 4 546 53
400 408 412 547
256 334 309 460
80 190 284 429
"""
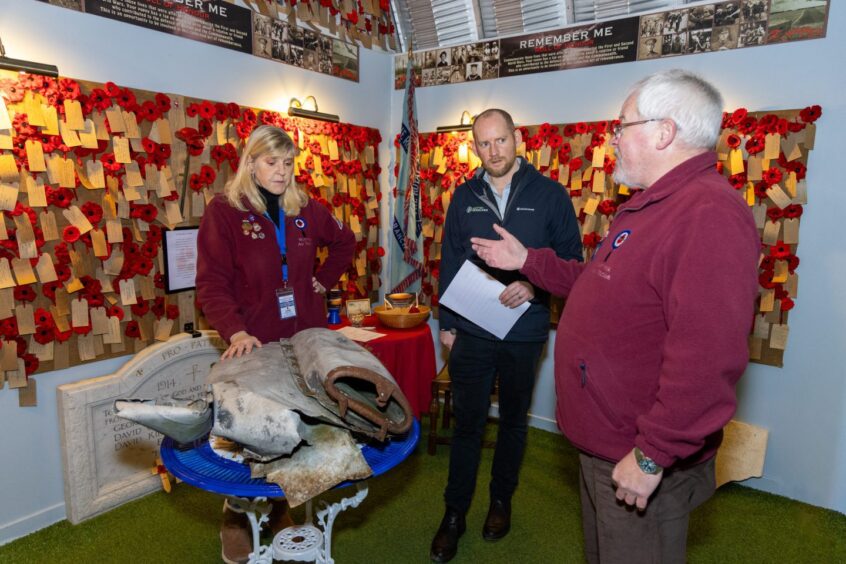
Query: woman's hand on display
222 331 262 360
312 277 326 294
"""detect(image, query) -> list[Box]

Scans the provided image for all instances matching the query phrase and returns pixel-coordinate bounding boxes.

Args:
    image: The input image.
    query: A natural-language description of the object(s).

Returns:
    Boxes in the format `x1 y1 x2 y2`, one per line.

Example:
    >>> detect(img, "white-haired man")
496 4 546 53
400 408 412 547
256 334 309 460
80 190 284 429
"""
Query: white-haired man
469 70 760 562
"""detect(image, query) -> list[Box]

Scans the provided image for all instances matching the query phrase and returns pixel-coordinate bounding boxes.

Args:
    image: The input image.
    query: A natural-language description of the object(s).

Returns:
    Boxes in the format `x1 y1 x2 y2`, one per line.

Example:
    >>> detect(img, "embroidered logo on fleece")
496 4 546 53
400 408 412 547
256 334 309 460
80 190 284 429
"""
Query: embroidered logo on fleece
612 230 631 249
515 207 535 212
466 206 488 214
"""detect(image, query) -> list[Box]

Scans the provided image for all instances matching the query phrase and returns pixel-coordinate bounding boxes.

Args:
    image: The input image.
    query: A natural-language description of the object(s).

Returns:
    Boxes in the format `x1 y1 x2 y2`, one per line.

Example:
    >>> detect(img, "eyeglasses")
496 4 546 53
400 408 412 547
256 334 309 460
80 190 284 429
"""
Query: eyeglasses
612 119 661 138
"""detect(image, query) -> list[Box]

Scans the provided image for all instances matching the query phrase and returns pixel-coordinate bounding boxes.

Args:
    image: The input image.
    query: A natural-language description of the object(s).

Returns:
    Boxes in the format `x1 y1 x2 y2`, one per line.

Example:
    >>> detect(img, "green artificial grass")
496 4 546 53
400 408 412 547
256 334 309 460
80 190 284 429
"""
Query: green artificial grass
2 423 844 563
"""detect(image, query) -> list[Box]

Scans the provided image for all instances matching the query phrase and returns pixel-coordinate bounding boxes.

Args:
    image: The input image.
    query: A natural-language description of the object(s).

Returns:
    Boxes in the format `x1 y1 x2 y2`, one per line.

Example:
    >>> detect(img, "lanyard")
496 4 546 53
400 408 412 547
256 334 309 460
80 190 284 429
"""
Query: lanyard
265 211 288 283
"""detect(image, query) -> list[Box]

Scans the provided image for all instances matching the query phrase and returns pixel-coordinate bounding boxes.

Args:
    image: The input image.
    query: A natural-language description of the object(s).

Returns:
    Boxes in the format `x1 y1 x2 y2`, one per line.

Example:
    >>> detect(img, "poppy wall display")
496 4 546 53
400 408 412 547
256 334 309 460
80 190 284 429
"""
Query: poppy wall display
403 107 821 368
0 71 383 404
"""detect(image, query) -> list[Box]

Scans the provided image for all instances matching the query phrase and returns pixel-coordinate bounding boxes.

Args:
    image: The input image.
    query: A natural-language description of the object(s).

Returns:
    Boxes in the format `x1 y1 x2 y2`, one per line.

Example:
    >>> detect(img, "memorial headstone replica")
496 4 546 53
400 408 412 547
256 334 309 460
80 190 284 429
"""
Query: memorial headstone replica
57 331 225 524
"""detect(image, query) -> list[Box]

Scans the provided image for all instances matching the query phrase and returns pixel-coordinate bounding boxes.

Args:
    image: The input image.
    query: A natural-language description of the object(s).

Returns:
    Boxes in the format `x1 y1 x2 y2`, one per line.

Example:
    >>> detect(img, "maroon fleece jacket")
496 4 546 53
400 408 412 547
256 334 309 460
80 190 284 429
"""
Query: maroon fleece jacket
521 152 760 468
196 194 355 344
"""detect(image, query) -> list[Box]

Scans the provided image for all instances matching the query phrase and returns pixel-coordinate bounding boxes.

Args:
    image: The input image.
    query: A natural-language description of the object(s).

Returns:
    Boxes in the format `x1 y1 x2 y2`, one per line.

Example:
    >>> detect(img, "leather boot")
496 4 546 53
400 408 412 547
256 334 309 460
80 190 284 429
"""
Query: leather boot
267 499 295 535
220 502 252 564
482 498 511 541
430 506 466 562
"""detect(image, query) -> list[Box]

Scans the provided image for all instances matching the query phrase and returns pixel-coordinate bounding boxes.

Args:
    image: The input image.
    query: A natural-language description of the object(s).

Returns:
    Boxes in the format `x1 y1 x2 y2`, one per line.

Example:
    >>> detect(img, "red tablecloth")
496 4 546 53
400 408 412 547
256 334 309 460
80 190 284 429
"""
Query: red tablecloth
334 315 436 418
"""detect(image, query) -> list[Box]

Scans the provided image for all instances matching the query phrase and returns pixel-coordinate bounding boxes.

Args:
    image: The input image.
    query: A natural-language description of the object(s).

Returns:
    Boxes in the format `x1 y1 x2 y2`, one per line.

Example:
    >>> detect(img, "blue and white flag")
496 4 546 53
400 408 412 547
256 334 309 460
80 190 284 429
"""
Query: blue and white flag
389 55 424 293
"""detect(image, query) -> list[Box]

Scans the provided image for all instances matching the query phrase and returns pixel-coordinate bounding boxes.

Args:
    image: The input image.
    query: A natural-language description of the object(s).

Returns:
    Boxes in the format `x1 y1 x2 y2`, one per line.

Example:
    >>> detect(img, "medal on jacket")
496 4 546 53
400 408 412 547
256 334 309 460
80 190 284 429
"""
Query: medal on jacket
242 214 265 239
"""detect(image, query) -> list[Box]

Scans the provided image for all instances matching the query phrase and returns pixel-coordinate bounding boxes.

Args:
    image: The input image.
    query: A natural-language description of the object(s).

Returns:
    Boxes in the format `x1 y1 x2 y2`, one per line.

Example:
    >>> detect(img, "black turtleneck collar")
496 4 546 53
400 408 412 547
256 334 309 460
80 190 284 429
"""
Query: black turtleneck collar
258 186 282 227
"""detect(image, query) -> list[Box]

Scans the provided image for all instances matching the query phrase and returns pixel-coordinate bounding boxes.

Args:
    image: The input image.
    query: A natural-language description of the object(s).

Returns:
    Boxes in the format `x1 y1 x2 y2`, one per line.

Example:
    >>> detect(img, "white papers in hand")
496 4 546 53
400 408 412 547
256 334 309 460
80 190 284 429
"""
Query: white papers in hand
439 260 530 340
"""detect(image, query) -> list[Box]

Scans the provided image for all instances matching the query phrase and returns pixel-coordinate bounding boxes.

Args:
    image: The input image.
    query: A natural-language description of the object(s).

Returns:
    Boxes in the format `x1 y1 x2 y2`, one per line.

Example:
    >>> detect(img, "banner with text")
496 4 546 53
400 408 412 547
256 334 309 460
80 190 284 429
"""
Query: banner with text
39 0 360 82
395 0 830 89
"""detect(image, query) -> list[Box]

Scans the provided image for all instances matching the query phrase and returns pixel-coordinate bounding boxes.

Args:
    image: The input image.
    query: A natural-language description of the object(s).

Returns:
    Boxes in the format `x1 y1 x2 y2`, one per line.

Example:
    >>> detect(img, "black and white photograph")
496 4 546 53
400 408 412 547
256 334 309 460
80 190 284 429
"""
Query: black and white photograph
689 28 713 52
662 31 688 56
738 20 768 46
712 24 739 50
714 1 742 27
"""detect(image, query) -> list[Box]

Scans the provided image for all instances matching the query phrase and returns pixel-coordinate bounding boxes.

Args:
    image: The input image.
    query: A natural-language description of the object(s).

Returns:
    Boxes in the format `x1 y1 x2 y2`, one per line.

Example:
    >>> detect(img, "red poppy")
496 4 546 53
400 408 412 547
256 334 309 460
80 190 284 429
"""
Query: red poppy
200 165 216 185
138 205 158 223
155 92 172 113
108 305 125 320
726 134 741 149
116 88 136 109
582 232 601 249
152 297 166 318
787 255 800 273
197 100 216 120
597 199 617 216
104 81 121 97
799 105 822 123
0 318 18 338
783 204 803 219
33 325 55 345
759 256 775 271
166 304 180 320
730 108 748 125
762 167 783 186
769 241 791 260
766 207 783 222
81 201 104 225
34 308 53 326
62 225 81 243
142 137 158 154
138 100 160 122
23 353 39 376
48 187 74 208
745 134 765 155
131 300 150 317
14 285 37 302
758 271 775 289
124 321 140 339
198 118 213 138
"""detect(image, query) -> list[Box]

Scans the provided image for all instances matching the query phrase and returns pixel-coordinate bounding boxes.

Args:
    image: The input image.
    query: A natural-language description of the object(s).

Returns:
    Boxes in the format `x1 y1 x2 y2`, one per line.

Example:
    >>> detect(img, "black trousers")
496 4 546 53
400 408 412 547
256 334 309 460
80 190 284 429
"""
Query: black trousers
443 332 545 513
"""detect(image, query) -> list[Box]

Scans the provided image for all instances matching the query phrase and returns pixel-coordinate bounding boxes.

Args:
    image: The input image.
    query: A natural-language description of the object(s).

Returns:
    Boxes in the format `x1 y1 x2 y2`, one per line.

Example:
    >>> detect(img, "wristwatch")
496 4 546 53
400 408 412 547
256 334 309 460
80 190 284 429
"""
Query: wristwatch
439 328 457 335
633 447 663 475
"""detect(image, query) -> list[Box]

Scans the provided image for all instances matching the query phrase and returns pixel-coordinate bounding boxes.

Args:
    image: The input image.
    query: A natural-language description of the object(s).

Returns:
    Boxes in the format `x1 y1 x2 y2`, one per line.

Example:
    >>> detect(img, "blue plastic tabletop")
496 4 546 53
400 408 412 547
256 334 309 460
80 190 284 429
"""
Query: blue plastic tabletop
160 419 419 498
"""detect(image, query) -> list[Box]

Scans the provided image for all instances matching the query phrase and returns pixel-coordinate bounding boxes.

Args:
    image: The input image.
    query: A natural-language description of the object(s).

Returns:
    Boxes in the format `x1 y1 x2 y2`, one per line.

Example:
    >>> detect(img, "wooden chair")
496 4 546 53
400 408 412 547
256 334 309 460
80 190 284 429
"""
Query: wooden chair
427 363 497 455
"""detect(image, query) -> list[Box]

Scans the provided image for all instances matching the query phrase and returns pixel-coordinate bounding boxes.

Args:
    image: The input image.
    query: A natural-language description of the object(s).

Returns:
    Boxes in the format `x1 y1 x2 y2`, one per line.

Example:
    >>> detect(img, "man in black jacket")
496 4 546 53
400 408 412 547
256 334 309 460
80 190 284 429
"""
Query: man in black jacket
431 109 582 562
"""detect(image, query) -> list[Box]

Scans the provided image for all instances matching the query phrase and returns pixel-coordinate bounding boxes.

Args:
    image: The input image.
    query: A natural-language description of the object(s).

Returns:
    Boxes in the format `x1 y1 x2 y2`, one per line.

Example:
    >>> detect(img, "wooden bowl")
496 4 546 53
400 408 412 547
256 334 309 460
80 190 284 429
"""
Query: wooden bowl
374 304 430 329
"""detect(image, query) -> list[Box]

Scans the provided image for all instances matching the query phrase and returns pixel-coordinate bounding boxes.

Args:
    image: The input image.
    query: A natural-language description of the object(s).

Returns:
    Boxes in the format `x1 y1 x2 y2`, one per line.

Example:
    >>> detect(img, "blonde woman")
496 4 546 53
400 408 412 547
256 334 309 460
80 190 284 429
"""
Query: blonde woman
196 125 355 563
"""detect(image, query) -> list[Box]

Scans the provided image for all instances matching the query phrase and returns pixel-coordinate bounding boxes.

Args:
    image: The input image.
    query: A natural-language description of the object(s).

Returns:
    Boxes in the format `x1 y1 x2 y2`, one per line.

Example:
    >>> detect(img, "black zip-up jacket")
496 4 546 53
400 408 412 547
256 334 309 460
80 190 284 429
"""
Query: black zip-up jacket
438 159 583 342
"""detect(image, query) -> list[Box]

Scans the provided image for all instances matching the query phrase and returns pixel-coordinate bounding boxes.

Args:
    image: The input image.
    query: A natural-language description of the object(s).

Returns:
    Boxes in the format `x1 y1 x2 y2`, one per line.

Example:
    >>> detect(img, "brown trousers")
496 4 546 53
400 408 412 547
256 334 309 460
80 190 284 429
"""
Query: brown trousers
578 453 716 564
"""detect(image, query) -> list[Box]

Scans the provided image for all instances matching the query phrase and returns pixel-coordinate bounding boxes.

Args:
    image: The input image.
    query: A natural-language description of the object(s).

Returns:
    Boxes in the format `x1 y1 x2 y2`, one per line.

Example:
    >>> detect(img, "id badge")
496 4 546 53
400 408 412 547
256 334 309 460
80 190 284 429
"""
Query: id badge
276 287 297 320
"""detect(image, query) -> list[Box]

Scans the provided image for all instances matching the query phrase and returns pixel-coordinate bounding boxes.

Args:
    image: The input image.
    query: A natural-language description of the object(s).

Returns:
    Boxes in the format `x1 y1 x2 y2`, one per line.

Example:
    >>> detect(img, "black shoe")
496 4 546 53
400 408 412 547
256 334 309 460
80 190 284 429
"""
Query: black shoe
482 498 511 541
430 506 466 562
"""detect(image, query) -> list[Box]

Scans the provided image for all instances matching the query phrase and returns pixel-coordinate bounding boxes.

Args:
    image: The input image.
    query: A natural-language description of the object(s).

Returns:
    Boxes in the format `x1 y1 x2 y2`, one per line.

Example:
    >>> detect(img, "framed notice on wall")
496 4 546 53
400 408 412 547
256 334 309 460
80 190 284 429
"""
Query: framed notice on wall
162 227 200 294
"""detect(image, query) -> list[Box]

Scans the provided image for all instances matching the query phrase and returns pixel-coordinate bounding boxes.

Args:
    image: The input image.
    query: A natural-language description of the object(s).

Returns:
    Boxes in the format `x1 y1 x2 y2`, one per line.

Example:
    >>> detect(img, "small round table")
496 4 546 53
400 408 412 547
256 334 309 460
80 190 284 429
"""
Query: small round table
160 420 419 563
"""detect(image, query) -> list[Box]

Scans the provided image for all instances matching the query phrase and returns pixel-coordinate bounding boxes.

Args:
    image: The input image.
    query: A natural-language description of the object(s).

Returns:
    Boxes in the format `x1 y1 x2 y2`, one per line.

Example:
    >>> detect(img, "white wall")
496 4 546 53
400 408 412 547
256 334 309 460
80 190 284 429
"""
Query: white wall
0 0 393 545
411 3 846 515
